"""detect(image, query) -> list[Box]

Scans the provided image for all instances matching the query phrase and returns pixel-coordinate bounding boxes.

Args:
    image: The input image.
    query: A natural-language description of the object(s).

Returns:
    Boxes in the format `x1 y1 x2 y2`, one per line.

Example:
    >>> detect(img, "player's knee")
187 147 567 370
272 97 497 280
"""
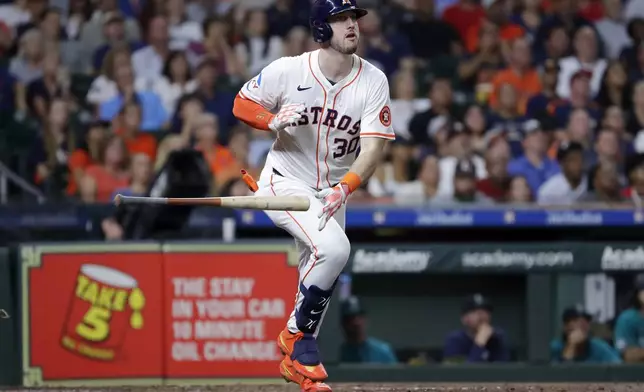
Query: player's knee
319 233 351 267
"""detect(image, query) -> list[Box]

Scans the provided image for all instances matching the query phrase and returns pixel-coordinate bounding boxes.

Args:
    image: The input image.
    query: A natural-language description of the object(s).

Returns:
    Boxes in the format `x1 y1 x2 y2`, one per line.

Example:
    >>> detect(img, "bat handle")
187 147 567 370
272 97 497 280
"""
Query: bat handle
114 194 169 205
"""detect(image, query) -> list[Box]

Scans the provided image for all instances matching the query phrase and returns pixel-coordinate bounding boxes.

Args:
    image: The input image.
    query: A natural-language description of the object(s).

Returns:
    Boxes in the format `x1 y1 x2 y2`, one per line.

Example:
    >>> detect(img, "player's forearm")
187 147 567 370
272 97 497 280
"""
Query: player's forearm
340 138 387 193
232 94 274 131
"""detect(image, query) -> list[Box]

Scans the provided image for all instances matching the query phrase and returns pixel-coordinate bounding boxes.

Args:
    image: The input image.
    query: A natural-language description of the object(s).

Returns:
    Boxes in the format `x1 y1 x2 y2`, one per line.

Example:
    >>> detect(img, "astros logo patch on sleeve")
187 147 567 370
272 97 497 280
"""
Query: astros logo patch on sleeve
379 106 391 127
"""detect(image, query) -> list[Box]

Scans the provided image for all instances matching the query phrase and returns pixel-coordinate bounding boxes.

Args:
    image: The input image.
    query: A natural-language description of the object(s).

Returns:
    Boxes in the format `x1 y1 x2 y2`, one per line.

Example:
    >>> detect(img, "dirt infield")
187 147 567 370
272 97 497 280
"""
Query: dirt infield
13 384 644 392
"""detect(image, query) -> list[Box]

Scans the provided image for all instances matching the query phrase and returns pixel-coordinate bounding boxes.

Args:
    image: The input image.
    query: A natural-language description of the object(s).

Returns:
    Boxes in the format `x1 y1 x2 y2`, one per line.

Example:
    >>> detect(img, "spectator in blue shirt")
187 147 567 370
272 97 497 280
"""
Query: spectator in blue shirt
339 296 398 364
507 119 560 195
443 294 510 363
193 58 236 143
526 59 566 120
551 305 621 364
99 63 168 131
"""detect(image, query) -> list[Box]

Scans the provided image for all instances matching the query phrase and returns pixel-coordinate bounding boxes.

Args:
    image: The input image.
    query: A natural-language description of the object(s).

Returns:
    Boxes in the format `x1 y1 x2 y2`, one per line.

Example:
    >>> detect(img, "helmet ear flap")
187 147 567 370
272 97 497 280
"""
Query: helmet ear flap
311 20 333 43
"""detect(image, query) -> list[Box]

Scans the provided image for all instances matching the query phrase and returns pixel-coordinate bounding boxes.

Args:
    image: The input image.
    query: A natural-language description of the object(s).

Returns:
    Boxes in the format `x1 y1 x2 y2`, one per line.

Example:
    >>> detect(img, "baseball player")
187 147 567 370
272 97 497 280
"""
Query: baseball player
232 0 394 390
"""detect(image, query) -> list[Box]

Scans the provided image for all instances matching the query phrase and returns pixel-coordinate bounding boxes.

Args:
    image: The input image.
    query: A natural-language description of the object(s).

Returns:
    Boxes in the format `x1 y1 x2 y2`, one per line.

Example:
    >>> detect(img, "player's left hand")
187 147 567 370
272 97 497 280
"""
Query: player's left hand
315 183 349 231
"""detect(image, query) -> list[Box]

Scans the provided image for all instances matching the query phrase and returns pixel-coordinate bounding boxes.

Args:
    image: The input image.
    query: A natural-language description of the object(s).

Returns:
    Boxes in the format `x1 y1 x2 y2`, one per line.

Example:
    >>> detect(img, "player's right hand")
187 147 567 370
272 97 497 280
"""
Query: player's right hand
269 103 305 132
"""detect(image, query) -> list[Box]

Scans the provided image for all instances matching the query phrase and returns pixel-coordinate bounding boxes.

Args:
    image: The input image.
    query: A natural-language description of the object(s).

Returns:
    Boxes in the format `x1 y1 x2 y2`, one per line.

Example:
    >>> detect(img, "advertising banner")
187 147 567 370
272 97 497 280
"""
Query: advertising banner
21 242 297 386
349 242 644 273
21 244 165 385
235 206 644 228
162 244 298 378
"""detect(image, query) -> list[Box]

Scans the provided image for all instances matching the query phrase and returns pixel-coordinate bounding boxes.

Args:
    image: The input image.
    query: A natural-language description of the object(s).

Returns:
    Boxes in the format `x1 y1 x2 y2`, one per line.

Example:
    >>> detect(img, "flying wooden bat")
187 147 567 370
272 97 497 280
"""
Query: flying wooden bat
113 194 310 212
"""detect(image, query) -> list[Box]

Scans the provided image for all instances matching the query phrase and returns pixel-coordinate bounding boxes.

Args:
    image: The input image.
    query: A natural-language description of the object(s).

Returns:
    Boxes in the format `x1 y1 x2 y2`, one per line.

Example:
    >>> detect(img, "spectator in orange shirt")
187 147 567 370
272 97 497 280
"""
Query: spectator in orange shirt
80 135 130 203
68 121 108 196
114 99 158 161
489 37 542 114
458 22 506 101
442 0 486 43
192 113 240 193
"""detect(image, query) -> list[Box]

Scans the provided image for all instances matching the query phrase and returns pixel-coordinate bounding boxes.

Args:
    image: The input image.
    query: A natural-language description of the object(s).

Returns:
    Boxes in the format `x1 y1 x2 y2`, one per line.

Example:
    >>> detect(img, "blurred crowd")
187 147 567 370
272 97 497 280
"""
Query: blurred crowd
1 0 644 205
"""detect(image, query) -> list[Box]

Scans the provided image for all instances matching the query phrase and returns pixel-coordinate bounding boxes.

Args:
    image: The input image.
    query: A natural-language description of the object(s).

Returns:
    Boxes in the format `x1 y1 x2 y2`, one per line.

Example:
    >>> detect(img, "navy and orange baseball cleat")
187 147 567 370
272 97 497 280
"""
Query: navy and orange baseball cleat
279 355 332 391
277 328 329 381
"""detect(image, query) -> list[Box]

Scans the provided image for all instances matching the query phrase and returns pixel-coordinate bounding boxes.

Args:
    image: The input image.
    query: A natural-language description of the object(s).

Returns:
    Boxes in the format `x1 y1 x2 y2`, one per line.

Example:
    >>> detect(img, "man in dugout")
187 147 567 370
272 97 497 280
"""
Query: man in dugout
443 294 510 363
614 274 644 363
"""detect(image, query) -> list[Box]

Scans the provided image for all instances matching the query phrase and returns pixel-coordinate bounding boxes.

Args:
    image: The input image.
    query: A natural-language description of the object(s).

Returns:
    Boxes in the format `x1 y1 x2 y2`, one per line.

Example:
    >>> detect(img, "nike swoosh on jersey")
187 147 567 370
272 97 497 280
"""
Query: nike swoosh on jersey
297 85 312 91
311 309 324 314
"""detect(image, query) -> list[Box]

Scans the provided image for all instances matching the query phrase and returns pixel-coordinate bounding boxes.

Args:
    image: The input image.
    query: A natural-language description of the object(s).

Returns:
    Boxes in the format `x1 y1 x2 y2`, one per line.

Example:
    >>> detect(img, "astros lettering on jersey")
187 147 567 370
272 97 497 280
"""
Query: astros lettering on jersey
238 49 395 190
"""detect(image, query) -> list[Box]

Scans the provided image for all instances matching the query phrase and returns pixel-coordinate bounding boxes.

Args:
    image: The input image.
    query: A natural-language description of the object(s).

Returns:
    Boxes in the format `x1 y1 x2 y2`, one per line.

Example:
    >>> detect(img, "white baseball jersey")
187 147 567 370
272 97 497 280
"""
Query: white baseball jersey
238 49 395 190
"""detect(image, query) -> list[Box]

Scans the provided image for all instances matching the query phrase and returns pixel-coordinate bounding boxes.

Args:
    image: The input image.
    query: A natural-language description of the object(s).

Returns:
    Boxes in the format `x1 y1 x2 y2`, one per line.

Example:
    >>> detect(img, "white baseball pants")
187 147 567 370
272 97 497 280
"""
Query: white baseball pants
254 165 350 337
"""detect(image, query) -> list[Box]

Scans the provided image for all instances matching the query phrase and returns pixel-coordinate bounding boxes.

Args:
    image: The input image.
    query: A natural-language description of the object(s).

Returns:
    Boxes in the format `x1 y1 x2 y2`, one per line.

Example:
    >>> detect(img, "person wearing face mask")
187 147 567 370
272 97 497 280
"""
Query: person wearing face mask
550 305 621 364
443 294 510 363
339 296 397 364
614 274 644 363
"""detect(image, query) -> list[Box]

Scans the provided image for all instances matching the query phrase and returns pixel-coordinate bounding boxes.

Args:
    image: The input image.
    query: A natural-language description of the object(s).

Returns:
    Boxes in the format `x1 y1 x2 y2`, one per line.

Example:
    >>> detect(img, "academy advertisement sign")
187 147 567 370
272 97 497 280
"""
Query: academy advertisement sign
601 246 644 270
350 243 644 273
460 250 574 269
352 248 432 273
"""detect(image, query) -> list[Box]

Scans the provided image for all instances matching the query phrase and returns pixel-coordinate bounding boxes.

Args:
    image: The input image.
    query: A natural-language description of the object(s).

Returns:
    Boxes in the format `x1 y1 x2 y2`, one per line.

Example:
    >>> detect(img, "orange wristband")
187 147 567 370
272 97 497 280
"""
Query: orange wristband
340 172 362 193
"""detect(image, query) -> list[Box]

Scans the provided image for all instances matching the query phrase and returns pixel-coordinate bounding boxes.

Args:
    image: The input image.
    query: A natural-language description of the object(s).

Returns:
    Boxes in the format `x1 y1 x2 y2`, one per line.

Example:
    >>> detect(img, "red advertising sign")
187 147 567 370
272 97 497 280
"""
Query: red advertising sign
21 243 298 385
163 247 298 378
23 245 164 383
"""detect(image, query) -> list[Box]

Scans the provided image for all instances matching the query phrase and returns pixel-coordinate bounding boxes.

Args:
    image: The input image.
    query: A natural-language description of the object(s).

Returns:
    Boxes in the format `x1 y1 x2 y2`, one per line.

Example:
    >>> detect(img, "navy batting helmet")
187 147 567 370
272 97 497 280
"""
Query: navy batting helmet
310 0 368 44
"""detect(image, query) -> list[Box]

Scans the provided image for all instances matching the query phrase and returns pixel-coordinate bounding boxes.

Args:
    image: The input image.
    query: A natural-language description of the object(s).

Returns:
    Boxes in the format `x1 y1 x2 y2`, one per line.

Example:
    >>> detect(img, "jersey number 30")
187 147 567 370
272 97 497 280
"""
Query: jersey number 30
333 136 360 158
